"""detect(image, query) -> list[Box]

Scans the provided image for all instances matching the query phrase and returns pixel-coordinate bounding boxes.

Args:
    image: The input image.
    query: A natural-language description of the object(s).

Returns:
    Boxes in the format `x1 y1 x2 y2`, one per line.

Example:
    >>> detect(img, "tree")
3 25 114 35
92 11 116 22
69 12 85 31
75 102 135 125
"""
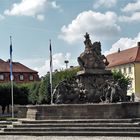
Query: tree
0 67 80 107
0 83 11 113
38 67 80 104
28 82 40 104
52 67 80 87
38 75 50 104
112 70 132 92
112 70 132 87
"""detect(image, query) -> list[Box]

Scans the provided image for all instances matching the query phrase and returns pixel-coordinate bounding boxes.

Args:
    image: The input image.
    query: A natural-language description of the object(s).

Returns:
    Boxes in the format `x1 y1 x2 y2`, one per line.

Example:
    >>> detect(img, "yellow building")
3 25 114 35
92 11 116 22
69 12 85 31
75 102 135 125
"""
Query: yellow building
106 42 140 98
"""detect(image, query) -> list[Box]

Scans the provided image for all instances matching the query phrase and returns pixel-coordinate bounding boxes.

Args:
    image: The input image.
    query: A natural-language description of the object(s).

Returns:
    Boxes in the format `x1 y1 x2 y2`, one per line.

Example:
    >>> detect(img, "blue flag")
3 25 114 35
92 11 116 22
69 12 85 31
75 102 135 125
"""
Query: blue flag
49 41 52 71
10 37 13 81
10 44 12 56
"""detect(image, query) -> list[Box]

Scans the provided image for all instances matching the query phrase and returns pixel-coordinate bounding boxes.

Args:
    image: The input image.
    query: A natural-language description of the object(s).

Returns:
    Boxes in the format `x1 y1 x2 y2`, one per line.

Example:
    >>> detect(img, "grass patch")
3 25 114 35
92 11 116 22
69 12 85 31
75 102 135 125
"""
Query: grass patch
0 116 17 121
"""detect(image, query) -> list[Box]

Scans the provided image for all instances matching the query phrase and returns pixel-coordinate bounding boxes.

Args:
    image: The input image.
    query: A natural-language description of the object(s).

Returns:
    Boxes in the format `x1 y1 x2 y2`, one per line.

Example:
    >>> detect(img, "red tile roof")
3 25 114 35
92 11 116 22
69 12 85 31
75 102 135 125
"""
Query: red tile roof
106 45 140 68
0 59 38 73
0 59 5 63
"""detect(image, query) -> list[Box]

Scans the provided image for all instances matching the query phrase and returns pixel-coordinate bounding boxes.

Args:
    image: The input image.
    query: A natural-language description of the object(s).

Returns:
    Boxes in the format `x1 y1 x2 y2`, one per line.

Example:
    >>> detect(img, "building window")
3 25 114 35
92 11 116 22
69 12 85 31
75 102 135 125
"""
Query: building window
124 67 126 73
0 74 4 80
119 69 121 73
129 67 132 73
29 75 34 81
19 75 24 80
128 81 132 89
13 75 14 80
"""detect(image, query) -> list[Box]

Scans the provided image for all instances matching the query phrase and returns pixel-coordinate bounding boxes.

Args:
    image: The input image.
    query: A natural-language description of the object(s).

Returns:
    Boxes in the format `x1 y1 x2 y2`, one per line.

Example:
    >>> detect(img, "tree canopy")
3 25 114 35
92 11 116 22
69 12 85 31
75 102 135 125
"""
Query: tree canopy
0 67 131 109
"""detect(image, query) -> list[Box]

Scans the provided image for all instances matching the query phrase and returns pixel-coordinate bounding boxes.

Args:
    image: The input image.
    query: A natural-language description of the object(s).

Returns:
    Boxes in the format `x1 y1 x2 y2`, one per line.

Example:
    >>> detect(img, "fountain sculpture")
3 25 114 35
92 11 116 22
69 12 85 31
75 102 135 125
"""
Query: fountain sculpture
19 33 140 120
53 33 127 104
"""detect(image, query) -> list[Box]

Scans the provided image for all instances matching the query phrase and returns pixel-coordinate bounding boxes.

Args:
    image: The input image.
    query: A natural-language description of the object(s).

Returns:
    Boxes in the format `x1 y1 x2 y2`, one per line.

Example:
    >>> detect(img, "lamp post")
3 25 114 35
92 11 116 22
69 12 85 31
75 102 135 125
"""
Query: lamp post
64 60 69 69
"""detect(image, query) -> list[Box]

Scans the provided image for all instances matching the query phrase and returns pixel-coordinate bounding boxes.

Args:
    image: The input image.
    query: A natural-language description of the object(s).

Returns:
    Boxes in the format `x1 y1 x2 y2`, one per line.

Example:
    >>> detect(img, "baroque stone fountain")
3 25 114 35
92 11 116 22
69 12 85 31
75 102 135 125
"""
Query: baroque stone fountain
18 33 140 120
53 33 127 104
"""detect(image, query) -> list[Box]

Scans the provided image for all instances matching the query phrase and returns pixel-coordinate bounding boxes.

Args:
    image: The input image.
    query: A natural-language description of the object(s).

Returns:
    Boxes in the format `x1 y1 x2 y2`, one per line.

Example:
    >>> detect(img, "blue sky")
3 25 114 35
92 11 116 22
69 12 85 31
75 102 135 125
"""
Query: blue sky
0 0 140 76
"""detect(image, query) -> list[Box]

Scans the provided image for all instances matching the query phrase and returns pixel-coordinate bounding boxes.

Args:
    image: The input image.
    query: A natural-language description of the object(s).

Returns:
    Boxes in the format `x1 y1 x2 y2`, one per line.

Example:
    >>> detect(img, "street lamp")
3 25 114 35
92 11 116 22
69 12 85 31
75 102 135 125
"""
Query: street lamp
64 60 69 69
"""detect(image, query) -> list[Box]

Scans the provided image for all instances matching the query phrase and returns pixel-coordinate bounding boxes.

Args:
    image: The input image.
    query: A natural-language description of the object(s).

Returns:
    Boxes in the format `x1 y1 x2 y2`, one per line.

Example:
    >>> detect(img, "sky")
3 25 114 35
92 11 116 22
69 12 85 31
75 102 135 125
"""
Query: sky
0 0 140 77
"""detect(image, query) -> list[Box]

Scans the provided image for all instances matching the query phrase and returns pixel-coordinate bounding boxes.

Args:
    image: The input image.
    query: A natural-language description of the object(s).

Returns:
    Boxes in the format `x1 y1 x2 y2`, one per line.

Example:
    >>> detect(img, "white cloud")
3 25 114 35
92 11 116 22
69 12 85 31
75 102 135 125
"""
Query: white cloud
122 0 140 13
19 58 46 68
65 52 71 60
51 1 63 12
104 32 140 55
59 10 120 44
119 12 140 22
4 0 47 18
34 52 77 76
0 14 5 20
36 14 45 21
120 0 140 22
51 1 60 9
93 0 117 9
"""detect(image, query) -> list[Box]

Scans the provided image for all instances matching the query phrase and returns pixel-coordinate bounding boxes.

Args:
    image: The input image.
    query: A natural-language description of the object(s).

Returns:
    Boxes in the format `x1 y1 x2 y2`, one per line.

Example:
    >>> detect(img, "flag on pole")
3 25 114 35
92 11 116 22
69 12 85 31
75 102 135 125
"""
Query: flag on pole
10 36 13 81
49 40 53 104
9 36 14 118
49 40 52 73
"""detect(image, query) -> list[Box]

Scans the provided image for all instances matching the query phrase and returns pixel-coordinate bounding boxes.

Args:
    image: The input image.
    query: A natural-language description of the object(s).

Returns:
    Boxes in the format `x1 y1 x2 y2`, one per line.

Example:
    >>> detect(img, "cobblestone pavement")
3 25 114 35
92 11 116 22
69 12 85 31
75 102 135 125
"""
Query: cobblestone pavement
0 136 139 140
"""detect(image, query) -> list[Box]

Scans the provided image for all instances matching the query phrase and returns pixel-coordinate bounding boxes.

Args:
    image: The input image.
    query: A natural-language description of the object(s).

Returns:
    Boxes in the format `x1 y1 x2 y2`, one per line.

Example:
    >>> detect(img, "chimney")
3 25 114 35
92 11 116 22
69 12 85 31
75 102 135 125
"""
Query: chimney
7 59 10 63
137 42 140 47
118 48 120 53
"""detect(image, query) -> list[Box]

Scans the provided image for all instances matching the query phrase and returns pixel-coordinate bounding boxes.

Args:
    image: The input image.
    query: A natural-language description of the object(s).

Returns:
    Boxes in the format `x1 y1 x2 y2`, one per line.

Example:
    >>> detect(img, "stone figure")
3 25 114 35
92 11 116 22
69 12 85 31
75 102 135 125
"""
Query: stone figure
103 80 127 103
131 93 135 102
78 32 109 70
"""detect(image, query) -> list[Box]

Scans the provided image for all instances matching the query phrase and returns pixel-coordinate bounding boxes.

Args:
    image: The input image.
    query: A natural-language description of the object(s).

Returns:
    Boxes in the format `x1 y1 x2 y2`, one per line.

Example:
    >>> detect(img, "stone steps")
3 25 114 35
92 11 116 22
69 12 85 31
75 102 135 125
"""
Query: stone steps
12 123 140 128
0 121 13 125
0 119 140 136
1 131 140 136
4 127 140 132
0 125 7 128
19 119 136 123
0 121 16 129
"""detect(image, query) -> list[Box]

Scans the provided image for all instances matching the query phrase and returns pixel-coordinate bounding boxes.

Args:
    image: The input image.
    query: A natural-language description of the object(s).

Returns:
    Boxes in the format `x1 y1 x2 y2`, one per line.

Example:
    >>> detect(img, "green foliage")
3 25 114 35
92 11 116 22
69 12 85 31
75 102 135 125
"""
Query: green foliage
38 67 80 104
112 70 131 89
0 83 11 106
38 77 49 104
0 83 29 107
13 84 29 105
27 82 40 104
0 117 17 121
0 67 80 106
18 84 30 105
52 67 79 87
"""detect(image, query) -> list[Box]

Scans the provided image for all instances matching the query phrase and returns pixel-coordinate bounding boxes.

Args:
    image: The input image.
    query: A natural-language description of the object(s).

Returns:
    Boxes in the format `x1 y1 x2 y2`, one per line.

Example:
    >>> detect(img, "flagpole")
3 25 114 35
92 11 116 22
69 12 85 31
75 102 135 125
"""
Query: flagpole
10 36 14 118
49 40 53 104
